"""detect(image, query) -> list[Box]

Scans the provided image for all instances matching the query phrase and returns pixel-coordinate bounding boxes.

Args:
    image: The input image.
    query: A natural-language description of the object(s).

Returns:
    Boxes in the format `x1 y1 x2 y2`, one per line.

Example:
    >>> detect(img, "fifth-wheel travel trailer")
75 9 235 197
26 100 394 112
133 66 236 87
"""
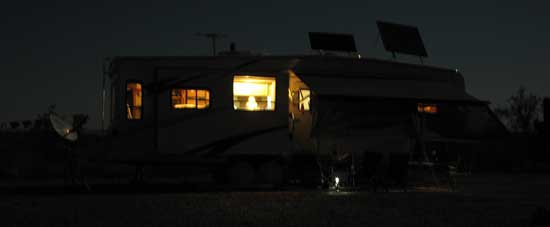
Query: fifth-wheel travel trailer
103 55 507 187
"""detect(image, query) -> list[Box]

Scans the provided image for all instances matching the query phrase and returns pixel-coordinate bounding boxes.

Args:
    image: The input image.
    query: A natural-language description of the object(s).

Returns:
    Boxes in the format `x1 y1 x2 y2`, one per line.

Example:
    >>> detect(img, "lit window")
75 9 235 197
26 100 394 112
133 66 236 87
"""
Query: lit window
126 82 142 120
171 88 210 109
417 103 438 114
233 75 276 111
299 89 310 111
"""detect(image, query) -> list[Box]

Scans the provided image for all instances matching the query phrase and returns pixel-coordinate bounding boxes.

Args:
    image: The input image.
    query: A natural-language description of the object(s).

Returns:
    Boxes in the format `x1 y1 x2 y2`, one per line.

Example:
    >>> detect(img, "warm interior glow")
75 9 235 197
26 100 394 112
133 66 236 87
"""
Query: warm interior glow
246 96 258 110
233 75 276 111
172 89 210 109
126 82 142 120
267 96 272 109
196 90 209 109
288 89 293 101
234 82 268 96
299 89 310 111
417 103 438 114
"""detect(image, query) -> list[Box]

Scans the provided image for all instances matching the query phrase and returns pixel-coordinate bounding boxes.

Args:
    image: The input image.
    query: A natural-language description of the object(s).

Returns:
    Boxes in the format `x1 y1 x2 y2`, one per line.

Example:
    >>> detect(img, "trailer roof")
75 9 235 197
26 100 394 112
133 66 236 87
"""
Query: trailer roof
110 55 484 103
291 57 481 103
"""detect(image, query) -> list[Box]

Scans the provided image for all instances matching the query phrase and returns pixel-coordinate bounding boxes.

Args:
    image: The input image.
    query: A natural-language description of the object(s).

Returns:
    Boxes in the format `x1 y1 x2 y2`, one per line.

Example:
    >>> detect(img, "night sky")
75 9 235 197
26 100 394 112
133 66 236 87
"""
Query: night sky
2 0 548 129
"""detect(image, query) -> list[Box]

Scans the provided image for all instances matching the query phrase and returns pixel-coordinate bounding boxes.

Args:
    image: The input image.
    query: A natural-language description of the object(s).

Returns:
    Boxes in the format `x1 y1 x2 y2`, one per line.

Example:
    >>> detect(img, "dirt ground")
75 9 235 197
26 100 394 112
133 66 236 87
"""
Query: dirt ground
0 173 549 227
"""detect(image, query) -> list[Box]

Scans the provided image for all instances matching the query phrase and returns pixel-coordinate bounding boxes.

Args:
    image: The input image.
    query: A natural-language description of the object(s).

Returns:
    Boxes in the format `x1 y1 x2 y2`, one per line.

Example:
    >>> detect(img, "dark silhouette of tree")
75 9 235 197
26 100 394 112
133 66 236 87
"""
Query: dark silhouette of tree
493 86 542 134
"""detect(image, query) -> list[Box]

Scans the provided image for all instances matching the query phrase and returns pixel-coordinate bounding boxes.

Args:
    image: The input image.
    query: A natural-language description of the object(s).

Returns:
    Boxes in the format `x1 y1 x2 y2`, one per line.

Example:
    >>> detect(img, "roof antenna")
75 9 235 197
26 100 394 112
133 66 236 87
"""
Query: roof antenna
196 33 228 56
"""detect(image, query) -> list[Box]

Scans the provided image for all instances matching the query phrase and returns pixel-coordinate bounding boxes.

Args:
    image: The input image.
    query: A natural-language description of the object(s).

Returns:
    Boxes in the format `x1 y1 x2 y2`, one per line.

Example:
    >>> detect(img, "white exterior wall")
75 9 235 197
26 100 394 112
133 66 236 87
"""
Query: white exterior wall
108 58 292 158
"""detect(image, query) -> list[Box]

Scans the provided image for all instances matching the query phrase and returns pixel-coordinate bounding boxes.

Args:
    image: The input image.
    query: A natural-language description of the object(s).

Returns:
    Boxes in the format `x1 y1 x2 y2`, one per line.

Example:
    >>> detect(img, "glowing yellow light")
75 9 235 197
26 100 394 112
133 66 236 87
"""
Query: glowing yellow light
417 103 438 114
299 89 310 111
234 82 268 96
174 103 197 109
267 96 272 109
197 102 208 109
233 75 276 111
172 89 210 109
126 82 142 119
288 89 292 101
246 96 258 110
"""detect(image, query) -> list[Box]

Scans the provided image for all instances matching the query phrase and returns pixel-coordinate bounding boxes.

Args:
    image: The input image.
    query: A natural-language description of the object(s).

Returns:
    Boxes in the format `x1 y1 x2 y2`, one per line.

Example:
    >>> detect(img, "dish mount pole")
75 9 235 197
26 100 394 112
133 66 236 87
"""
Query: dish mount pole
196 33 228 56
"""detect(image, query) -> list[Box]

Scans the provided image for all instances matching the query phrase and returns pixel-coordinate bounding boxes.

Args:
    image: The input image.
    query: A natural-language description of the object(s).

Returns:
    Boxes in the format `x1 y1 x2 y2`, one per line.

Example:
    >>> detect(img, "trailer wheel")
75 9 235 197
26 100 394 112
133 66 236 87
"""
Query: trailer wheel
259 161 284 188
228 161 255 187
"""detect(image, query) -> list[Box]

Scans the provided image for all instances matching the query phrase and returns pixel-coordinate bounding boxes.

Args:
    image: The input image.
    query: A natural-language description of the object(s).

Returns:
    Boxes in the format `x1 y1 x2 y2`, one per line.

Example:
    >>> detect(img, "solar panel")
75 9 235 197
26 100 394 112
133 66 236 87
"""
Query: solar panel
376 21 428 57
308 32 357 52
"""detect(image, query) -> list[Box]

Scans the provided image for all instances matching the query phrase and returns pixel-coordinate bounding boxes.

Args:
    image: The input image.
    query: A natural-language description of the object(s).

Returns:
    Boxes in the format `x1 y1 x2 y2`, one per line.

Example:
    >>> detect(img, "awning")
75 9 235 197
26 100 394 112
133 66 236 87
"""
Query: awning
292 57 483 103
298 74 481 102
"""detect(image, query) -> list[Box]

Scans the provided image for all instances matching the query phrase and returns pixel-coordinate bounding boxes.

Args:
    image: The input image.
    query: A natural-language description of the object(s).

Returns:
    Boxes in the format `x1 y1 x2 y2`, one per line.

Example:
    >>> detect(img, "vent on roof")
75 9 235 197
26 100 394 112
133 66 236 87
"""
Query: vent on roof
218 42 265 56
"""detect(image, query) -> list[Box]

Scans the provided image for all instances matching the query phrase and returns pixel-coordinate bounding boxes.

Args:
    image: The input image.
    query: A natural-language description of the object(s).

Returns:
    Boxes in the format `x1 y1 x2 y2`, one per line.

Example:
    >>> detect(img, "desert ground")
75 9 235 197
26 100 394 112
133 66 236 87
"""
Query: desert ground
0 173 549 227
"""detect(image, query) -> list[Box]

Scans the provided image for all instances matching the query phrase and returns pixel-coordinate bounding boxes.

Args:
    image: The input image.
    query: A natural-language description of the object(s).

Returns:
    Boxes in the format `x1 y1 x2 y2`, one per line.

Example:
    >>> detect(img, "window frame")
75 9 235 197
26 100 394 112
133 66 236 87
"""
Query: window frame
111 77 119 121
169 87 212 110
232 75 277 112
125 80 144 121
298 88 311 112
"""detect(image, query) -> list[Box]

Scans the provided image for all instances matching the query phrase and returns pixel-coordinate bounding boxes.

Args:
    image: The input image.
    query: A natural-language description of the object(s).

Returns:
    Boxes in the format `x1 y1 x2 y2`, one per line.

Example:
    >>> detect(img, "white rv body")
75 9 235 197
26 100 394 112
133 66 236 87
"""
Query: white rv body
107 57 296 160
104 55 505 185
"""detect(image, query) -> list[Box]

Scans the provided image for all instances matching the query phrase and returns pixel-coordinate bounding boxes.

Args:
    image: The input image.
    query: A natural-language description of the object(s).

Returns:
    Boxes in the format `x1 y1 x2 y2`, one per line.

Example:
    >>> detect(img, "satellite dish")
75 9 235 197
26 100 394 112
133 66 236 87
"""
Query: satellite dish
49 113 78 141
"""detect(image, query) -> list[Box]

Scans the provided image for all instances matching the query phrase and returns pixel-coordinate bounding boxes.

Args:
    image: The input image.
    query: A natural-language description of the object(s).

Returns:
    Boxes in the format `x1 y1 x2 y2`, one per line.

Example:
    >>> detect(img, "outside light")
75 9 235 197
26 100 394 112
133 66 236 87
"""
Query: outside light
334 177 340 188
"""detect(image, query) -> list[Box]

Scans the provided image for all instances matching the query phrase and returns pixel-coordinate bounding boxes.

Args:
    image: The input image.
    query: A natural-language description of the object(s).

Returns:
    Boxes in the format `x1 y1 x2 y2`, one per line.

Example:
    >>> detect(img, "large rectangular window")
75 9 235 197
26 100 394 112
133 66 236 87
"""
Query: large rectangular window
233 75 276 111
126 82 142 120
171 88 210 109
